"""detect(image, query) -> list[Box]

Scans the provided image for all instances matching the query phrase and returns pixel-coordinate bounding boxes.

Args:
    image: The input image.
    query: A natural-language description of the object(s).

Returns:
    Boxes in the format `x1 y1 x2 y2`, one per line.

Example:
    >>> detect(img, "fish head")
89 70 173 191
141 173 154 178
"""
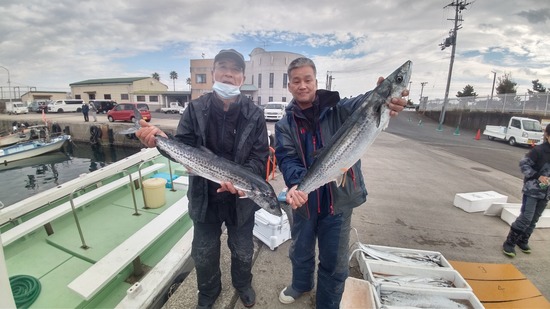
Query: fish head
249 182 283 216
371 60 413 111
384 60 412 99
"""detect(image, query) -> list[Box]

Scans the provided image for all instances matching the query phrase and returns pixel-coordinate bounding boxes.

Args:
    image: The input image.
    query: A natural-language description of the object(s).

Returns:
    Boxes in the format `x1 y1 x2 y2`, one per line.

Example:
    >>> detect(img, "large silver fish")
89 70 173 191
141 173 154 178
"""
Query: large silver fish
119 108 282 216
155 136 282 216
297 60 412 194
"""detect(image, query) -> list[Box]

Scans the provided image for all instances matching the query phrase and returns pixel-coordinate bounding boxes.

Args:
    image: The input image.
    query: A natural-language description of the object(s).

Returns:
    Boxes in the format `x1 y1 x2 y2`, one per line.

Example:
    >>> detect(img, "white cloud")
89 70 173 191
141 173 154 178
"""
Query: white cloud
0 0 548 99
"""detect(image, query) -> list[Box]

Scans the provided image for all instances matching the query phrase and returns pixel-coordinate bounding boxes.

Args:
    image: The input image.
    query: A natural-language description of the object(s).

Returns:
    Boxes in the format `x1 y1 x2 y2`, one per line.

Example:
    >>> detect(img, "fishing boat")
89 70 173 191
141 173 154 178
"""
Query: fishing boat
0 147 193 308
0 130 31 147
0 130 70 166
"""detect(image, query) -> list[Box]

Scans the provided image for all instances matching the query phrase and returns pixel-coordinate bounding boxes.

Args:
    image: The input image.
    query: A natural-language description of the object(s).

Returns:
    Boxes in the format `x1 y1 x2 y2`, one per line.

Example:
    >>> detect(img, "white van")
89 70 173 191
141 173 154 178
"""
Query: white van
47 99 85 113
264 102 288 121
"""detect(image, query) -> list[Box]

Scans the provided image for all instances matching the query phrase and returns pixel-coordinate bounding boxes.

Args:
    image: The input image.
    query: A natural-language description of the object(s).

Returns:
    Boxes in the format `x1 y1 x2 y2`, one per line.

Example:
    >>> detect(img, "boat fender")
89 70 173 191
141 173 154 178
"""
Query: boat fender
51 123 62 133
108 128 115 145
90 126 102 145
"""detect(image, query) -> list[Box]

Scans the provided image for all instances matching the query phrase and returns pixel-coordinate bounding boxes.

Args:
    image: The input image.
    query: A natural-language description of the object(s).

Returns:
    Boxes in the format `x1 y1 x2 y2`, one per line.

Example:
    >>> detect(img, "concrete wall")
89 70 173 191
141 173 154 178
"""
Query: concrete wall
422 110 547 131
0 119 176 148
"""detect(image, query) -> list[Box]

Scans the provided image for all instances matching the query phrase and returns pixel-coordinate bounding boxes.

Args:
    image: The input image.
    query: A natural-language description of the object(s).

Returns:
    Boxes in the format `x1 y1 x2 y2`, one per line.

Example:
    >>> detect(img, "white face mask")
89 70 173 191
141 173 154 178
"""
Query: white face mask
213 81 241 99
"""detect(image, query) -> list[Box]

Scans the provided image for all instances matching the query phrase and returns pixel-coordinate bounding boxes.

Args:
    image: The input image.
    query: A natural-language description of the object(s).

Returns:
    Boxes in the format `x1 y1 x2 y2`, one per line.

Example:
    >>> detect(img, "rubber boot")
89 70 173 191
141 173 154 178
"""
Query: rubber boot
517 233 532 254
502 228 522 257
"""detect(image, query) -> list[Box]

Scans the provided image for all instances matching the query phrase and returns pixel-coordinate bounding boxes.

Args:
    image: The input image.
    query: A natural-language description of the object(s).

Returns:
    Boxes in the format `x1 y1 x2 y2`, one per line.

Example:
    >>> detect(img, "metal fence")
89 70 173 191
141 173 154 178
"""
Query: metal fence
420 92 550 116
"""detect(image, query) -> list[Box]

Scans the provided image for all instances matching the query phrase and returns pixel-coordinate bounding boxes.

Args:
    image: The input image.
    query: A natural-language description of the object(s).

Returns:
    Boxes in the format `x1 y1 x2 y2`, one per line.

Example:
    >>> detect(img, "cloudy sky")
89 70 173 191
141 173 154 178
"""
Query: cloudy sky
0 0 549 102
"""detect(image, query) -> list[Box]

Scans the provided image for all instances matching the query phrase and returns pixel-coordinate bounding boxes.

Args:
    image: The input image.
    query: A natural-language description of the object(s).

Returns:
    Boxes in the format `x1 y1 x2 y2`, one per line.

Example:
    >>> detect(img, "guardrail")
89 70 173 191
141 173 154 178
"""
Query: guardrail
420 93 550 115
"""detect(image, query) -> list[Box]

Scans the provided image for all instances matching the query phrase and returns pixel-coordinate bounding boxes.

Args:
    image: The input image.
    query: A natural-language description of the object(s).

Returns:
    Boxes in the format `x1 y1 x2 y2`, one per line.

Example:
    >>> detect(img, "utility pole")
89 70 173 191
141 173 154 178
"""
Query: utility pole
438 1 471 131
325 71 334 91
420 82 428 103
490 70 497 101
0 66 12 103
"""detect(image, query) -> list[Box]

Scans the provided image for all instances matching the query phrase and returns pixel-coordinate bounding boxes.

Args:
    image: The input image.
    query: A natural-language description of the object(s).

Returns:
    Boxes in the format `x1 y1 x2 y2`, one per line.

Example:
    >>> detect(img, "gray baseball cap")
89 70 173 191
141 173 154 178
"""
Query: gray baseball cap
214 49 245 72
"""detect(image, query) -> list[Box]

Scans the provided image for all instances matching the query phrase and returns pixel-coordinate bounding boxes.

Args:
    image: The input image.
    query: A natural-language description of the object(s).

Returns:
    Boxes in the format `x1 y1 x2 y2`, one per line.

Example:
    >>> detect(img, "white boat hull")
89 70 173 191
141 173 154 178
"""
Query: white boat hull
0 135 70 165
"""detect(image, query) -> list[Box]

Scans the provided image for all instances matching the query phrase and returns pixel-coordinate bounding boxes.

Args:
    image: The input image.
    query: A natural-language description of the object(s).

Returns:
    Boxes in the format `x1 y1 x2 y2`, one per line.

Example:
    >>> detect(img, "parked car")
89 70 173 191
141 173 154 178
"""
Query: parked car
263 102 288 121
90 100 117 114
27 100 50 113
107 103 151 122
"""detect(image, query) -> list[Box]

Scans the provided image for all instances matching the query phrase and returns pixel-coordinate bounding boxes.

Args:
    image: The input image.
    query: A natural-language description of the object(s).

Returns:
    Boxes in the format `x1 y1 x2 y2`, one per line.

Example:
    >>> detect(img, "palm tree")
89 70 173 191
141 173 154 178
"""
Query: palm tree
170 71 178 91
152 72 160 81
186 77 191 90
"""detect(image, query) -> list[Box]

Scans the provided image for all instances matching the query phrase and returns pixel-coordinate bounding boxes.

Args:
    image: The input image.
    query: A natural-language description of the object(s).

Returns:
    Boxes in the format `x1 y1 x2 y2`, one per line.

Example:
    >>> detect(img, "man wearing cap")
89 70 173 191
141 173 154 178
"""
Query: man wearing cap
136 49 267 308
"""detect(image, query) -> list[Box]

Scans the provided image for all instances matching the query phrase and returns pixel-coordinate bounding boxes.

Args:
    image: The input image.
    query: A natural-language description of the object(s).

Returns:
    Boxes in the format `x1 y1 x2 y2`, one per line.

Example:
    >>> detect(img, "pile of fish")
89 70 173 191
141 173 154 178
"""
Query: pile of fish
350 242 443 268
380 291 471 309
373 273 455 288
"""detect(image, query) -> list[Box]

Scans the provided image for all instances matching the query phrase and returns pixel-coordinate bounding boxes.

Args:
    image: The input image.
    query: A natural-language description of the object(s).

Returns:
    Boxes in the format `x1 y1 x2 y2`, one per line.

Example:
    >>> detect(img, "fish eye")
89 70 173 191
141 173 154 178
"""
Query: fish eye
396 75 404 83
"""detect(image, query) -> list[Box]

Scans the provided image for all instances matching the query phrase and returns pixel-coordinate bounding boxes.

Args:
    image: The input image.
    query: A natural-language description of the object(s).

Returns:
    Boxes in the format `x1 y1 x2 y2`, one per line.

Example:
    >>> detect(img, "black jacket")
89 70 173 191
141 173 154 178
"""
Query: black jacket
175 93 269 226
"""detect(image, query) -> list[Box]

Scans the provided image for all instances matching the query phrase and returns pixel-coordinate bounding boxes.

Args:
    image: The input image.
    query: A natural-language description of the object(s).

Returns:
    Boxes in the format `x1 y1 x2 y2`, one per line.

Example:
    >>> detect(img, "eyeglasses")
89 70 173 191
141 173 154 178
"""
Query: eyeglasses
214 64 243 74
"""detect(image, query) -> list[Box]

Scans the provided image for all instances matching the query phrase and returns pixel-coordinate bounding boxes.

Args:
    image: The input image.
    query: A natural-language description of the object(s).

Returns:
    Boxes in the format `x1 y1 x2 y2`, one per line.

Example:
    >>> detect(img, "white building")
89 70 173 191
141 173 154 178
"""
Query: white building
245 48 303 105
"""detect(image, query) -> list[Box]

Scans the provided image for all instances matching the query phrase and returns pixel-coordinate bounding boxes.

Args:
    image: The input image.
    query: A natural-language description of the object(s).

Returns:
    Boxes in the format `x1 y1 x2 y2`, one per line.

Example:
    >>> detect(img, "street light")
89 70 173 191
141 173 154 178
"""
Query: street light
0 65 12 103
490 70 497 102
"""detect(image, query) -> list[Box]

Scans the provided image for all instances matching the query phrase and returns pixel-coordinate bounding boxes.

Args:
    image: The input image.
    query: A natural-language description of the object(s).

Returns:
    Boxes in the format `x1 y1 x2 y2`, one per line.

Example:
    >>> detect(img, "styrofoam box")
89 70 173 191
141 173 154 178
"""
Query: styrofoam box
339 277 377 309
453 190 508 213
501 206 550 228
374 285 484 309
253 208 291 250
356 244 453 270
363 260 471 291
172 176 189 191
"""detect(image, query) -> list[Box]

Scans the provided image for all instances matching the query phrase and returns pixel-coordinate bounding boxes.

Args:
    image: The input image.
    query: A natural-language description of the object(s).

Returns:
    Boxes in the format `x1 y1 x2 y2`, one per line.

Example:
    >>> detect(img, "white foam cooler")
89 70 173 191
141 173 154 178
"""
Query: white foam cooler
501 206 550 228
453 191 508 213
253 209 291 250
172 176 189 191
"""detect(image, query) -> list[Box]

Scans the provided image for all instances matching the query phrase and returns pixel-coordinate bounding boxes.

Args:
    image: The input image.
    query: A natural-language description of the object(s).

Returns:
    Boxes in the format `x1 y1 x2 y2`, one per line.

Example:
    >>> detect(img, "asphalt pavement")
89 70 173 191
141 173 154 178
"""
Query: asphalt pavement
162 111 549 308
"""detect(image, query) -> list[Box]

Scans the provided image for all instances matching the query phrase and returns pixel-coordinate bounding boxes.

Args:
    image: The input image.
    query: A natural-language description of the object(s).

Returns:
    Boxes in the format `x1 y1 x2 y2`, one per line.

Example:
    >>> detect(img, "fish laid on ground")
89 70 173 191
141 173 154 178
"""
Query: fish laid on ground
155 136 282 216
119 108 283 217
297 60 412 195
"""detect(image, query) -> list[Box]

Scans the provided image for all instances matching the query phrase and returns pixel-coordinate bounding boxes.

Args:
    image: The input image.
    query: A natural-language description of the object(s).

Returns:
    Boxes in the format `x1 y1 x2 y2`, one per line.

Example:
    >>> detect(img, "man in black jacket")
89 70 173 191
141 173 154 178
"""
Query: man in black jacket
502 123 550 257
136 49 267 309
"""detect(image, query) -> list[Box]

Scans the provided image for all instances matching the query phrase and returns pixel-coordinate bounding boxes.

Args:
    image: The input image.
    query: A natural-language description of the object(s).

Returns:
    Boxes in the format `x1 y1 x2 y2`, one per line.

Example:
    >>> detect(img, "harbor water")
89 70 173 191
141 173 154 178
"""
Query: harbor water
0 142 140 207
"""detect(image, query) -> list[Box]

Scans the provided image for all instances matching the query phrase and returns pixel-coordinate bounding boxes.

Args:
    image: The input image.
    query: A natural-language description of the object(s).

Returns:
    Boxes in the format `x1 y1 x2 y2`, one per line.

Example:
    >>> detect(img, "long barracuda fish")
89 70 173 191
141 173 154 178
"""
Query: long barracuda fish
155 136 282 216
297 60 412 194
119 108 282 216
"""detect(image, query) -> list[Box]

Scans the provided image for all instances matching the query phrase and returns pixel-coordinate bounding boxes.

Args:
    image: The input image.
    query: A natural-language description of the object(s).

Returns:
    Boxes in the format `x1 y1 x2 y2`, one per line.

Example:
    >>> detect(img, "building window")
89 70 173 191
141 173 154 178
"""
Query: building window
257 96 261 105
137 95 146 102
283 73 288 88
104 94 111 100
269 96 273 102
121 93 129 100
149 95 158 102
282 97 286 102
269 73 274 88
75 94 81 99
251 75 254 85
258 74 262 88
196 74 207 84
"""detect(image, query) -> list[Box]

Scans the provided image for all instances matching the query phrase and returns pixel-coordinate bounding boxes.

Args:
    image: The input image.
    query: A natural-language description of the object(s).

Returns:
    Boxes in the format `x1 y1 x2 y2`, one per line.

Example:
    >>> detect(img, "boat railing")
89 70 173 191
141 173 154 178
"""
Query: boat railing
1 161 167 246
0 149 162 227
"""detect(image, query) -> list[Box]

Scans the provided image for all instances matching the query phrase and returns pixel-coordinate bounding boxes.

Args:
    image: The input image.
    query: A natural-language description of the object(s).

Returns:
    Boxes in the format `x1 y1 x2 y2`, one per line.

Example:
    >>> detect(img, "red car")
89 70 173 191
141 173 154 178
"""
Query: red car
107 103 151 122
